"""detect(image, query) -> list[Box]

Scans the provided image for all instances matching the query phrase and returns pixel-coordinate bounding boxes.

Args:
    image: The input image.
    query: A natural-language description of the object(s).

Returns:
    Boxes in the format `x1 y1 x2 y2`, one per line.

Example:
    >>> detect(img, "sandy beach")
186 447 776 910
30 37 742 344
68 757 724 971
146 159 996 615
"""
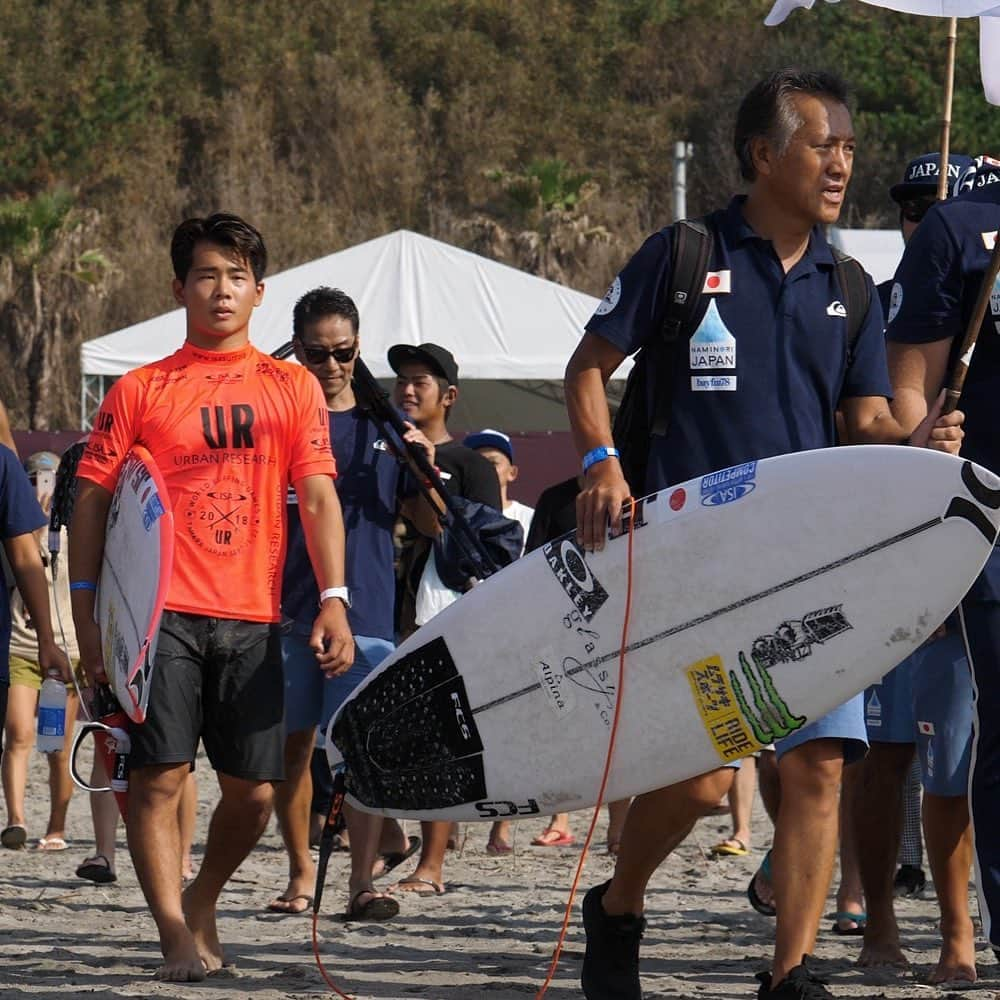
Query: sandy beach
1 739 997 1000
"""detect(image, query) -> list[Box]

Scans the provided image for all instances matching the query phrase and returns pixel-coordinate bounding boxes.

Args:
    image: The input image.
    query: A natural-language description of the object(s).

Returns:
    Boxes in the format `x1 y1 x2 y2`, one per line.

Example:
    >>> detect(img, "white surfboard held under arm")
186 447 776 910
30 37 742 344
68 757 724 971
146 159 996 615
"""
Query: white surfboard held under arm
327 446 1000 822
97 446 174 724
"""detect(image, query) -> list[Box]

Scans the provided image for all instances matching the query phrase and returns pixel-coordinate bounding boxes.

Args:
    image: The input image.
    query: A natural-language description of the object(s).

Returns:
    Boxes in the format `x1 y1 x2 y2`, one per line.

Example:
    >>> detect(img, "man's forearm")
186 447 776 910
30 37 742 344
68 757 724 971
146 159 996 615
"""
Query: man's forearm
565 360 616 458
3 536 56 644
68 482 111 639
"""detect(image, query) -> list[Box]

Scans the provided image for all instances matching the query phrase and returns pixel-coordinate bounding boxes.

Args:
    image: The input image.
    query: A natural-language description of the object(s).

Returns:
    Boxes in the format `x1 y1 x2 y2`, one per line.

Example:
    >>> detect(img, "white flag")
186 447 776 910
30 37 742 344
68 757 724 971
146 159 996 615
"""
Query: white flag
764 0 1000 105
983 15 1000 103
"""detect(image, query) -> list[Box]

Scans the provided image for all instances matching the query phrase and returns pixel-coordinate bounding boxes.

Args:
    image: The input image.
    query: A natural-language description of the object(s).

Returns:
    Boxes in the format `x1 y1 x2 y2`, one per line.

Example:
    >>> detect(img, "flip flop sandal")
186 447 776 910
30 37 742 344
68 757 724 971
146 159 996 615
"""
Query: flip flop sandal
76 854 117 884
345 887 400 921
36 836 68 851
747 850 776 917
374 835 422 880
266 893 314 915
1 825 27 850
393 876 445 895
710 838 748 857
531 828 575 847
830 910 867 936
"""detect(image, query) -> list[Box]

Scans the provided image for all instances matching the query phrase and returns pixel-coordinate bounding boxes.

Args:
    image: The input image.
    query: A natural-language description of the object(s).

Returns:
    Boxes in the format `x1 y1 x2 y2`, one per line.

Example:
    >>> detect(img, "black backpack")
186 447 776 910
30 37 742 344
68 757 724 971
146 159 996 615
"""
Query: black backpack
610 217 870 490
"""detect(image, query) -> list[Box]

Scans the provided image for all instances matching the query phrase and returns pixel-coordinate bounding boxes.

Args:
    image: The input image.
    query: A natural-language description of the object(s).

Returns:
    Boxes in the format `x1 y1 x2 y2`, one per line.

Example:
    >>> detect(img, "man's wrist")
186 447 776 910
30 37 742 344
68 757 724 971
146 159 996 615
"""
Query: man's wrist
582 445 620 474
318 586 351 609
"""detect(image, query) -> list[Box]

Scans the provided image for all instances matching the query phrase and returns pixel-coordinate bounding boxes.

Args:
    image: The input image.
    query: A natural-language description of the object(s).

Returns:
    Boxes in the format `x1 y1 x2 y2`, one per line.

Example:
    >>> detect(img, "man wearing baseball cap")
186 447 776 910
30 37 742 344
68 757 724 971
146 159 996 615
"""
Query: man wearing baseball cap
388 342 501 896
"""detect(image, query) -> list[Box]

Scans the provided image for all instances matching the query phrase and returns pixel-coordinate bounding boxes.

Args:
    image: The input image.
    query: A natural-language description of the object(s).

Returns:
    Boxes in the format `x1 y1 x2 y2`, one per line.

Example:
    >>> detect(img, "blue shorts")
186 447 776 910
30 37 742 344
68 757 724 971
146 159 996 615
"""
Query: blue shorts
773 693 867 765
281 627 394 739
911 631 973 798
864 654 916 744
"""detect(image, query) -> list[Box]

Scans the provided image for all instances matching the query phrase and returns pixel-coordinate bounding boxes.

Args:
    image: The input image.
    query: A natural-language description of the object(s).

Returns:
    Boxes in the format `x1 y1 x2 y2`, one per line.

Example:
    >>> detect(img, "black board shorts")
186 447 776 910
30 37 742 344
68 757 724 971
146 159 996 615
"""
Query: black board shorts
128 610 285 781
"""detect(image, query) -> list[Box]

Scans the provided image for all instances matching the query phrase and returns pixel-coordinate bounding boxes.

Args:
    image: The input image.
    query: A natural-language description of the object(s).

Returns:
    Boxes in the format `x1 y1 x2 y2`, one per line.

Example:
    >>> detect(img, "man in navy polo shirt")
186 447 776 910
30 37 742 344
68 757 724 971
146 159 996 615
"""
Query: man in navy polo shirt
565 69 963 1000
886 163 1000 981
271 286 430 921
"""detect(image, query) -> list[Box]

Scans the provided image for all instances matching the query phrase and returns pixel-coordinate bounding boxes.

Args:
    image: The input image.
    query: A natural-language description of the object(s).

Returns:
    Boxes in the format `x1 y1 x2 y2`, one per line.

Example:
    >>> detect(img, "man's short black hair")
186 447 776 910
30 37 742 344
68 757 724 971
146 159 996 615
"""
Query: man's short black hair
170 213 267 284
292 287 360 339
734 69 851 182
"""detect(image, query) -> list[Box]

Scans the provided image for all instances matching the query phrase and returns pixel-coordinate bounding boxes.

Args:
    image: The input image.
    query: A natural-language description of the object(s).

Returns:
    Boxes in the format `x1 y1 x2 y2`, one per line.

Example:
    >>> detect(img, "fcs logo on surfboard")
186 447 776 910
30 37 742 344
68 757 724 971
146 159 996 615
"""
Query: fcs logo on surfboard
542 538 609 622
700 461 757 507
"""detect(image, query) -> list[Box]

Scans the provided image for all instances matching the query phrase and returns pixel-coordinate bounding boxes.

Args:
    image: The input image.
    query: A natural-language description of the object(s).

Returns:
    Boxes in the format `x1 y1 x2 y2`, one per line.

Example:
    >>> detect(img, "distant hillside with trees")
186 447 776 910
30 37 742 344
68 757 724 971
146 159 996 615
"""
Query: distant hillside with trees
2 0 997 427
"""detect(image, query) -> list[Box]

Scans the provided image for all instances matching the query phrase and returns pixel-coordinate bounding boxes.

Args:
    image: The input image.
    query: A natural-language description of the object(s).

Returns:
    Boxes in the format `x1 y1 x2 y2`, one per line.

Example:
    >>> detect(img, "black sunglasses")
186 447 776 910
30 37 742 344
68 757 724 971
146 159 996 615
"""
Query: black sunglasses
899 196 937 224
300 342 357 365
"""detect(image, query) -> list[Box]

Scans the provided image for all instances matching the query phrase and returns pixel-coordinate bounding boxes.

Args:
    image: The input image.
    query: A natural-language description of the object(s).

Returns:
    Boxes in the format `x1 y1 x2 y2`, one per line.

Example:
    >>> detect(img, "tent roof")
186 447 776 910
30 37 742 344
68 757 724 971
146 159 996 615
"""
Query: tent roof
82 229 604 379
829 227 904 286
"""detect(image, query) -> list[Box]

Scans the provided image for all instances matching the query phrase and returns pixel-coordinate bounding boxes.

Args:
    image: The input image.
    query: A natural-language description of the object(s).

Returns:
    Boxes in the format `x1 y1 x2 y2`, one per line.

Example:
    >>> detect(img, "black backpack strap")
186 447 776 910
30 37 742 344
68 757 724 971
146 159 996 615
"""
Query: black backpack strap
650 217 713 436
831 248 870 365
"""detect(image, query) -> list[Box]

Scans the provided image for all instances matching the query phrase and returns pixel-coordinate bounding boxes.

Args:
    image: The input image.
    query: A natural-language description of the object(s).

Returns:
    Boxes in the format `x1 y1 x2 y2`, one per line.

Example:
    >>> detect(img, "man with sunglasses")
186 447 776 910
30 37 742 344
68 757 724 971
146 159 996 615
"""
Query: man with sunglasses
272 286 431 921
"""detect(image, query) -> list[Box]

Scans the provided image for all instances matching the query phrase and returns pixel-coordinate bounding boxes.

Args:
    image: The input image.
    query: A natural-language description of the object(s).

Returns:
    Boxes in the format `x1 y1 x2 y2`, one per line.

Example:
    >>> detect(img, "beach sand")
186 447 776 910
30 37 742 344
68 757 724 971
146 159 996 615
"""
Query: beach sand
1 741 997 999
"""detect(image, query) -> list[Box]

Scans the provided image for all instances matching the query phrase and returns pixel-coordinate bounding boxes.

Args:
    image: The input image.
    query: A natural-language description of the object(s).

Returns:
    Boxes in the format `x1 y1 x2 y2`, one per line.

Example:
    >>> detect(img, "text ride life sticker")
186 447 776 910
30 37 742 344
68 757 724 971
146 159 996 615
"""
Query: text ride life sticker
686 654 762 762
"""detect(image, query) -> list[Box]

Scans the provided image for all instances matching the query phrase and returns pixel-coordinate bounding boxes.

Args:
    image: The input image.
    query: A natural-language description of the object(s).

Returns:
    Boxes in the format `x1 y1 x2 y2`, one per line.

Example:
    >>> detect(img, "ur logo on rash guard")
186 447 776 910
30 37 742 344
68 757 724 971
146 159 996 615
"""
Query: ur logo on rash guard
990 275 1000 333
888 283 904 324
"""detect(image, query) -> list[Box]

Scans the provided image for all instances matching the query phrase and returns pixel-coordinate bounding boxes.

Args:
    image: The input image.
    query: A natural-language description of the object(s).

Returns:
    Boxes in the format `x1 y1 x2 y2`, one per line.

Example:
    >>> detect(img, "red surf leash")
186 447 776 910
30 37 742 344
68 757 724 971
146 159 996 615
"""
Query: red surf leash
535 496 638 998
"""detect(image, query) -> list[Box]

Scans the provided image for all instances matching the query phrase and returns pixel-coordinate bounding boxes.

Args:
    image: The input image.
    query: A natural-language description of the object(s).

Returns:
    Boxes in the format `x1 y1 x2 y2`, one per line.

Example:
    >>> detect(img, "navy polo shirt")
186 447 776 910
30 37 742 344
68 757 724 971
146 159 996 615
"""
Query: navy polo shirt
0 445 47 682
588 196 890 491
887 182 1000 479
282 407 401 641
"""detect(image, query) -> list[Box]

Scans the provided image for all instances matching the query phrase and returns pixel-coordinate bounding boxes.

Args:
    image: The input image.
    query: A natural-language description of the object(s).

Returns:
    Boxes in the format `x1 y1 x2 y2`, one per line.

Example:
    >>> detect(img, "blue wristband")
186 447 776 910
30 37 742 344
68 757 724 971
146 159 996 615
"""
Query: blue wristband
582 445 620 474
70 581 97 592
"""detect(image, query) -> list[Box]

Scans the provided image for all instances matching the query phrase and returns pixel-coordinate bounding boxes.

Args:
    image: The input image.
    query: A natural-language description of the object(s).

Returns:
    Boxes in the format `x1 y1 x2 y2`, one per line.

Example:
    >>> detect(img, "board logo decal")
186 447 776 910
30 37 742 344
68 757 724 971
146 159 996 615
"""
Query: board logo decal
730 606 851 744
686 655 762 761
536 659 577 718
542 538 609 621
700 461 757 507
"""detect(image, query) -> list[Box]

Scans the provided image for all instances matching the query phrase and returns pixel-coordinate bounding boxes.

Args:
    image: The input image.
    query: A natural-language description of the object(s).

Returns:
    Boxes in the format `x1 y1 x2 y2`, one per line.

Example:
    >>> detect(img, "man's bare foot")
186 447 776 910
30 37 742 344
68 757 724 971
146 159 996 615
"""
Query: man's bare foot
390 865 445 894
155 926 205 982
182 882 224 973
928 917 977 984
858 931 909 968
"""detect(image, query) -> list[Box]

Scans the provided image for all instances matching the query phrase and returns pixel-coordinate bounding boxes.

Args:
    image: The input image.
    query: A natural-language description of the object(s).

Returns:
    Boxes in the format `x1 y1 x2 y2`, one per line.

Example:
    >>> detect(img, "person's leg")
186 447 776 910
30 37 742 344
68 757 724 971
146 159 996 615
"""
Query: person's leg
769 739 844 984
2 682 37 837
43 690 79 842
603 770 734 915
394 820 450 893
344 804 398 918
581 769 733 1000
128 762 203 980
77 752 120 880
713 755 755 854
606 799 630 855
179 770 197 880
834 759 865 932
895 755 925 889
958 595 1000 950
855 742 913 963
924 793 975 984
270 726 317 911
913 629 977 984
748 748 778 910
487 819 514 852
182 772 274 970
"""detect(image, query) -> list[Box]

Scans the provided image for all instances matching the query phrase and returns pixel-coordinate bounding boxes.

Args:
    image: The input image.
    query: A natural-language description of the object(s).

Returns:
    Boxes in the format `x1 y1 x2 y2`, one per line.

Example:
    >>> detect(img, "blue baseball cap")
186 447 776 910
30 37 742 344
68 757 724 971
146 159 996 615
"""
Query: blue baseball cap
464 428 514 462
890 152 976 203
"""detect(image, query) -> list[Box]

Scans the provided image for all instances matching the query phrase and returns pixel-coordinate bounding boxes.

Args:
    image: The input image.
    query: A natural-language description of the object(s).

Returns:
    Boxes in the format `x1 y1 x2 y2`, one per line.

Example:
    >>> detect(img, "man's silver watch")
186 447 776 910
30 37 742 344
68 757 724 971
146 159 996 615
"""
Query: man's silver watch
318 586 351 609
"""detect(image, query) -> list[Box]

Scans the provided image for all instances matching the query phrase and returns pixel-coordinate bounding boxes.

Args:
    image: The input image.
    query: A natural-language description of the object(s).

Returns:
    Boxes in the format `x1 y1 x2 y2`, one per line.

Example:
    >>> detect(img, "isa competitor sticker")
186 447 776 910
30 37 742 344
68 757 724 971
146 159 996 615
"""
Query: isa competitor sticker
700 461 756 507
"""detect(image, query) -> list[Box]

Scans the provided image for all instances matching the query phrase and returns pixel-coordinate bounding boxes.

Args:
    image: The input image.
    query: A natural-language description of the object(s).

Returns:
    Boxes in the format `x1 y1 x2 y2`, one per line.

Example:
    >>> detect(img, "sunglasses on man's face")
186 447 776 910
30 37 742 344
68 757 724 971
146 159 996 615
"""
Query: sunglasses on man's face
301 342 357 365
900 196 938 224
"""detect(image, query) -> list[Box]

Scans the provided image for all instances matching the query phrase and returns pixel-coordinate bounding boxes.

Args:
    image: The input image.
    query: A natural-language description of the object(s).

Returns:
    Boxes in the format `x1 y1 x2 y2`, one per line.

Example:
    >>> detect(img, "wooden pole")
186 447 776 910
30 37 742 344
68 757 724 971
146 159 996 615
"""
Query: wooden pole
937 16 959 200
942 234 1000 414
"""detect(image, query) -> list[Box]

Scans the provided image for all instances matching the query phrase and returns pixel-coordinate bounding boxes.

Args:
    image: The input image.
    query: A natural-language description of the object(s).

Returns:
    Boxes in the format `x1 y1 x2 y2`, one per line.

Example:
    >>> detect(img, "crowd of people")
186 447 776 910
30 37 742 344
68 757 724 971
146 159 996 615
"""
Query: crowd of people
0 64 999 1000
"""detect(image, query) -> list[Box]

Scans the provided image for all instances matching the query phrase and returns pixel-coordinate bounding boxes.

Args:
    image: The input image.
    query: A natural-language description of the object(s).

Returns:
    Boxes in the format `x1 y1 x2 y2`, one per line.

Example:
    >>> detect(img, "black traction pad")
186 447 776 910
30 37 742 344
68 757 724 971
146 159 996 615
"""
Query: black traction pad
331 635 487 811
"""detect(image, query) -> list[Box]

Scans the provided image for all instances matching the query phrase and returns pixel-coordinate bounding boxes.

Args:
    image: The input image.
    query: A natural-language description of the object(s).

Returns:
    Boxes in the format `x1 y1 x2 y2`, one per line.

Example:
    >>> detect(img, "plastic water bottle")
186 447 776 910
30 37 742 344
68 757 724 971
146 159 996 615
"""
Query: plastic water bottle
37 670 67 753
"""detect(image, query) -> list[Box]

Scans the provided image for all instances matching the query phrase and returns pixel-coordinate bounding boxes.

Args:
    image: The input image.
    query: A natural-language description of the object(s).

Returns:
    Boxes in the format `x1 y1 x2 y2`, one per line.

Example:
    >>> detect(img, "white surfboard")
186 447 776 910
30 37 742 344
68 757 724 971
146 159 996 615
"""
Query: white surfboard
327 446 1000 822
97 446 174 723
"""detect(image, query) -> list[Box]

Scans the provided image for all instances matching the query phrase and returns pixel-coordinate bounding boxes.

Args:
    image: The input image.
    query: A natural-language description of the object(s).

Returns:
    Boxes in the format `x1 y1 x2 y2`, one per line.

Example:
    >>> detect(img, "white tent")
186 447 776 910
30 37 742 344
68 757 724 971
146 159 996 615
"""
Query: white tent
81 229 613 431
829 227 904 285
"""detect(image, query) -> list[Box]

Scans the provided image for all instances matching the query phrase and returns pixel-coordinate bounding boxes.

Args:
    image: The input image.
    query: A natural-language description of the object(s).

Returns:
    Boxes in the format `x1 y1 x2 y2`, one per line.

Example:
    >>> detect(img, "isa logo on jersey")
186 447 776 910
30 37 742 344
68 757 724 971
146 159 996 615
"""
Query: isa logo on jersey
700 461 757 507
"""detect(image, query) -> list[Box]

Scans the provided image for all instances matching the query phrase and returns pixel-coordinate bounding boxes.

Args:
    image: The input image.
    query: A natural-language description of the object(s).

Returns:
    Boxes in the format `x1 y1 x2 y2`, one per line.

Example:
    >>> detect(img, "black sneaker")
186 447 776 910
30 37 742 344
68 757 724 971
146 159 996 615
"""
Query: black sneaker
892 864 926 898
581 880 646 1000
756 956 834 999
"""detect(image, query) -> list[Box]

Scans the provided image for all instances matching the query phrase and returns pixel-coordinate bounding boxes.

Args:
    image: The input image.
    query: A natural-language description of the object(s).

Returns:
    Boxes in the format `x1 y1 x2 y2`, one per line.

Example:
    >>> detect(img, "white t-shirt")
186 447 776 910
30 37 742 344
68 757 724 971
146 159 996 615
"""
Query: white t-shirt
504 500 535 556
